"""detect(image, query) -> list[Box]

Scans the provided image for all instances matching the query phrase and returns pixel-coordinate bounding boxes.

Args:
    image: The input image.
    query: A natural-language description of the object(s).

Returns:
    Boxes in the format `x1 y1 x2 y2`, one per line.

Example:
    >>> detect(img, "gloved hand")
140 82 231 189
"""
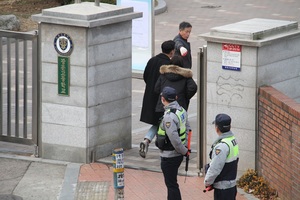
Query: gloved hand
203 185 213 193
185 149 191 157
180 47 188 56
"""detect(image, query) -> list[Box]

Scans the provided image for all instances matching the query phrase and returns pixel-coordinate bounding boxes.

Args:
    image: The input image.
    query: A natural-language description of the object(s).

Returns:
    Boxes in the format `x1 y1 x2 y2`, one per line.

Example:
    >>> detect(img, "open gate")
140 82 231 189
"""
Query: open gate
0 30 39 149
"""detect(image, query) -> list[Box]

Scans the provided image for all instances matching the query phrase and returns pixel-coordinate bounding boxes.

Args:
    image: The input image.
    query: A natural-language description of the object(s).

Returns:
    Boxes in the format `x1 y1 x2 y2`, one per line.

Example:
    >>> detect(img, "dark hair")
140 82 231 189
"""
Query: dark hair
161 40 175 54
218 125 231 133
179 21 192 30
170 55 184 68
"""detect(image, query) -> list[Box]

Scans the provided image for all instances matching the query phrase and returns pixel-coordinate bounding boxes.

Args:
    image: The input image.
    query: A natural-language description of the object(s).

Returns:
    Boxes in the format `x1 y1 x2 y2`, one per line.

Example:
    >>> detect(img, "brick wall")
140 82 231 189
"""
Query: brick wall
258 86 300 200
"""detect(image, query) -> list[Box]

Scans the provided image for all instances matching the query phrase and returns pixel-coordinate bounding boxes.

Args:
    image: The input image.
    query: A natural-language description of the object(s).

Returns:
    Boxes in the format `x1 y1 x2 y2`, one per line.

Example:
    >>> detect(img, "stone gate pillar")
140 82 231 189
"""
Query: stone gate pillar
200 18 300 175
32 2 142 163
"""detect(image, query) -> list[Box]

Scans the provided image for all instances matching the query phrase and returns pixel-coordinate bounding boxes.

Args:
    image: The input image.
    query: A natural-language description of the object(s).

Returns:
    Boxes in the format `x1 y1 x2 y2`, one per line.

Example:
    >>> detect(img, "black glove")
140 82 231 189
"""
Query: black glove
185 149 191 157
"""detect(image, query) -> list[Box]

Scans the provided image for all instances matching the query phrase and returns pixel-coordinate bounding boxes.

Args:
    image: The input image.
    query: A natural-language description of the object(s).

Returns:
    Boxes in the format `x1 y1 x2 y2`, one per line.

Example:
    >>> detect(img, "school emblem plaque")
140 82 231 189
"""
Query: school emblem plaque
54 33 74 56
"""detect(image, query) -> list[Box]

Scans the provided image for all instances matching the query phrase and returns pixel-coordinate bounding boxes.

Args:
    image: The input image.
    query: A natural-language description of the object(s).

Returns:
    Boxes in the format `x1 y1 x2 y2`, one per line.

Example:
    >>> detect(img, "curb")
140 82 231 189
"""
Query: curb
155 0 167 15
59 163 82 200
0 152 73 166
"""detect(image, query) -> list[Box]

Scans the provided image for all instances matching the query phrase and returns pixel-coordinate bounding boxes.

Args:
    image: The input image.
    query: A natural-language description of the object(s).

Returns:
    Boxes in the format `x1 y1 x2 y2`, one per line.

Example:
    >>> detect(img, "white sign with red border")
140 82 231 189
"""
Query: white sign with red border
222 44 241 71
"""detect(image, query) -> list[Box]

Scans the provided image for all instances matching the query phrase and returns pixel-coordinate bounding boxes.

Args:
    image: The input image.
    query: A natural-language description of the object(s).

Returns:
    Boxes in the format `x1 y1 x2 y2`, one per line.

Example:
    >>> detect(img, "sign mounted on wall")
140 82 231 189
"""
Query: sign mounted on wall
54 33 74 56
58 56 70 96
222 44 241 71
54 33 73 96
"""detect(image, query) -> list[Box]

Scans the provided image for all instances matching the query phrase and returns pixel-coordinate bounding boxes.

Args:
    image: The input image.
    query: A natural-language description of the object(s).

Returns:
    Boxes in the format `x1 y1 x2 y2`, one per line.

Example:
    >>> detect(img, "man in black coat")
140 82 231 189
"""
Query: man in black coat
139 40 175 158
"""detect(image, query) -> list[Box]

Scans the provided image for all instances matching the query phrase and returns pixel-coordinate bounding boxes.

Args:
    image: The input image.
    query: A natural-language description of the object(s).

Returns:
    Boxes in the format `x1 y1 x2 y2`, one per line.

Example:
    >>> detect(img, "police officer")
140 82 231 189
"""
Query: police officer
204 113 239 200
156 86 190 200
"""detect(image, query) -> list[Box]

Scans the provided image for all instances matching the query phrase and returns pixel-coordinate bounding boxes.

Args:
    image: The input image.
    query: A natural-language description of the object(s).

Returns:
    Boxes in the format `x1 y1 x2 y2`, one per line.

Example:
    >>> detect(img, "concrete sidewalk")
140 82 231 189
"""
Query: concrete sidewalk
0 140 255 200
0 153 255 200
0 135 258 200
77 162 251 200
0 153 68 200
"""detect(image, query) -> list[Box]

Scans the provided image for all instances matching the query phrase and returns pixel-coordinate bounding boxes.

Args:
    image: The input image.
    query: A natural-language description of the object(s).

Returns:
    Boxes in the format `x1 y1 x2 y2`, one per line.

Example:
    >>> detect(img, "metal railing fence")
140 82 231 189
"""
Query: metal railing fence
0 30 39 145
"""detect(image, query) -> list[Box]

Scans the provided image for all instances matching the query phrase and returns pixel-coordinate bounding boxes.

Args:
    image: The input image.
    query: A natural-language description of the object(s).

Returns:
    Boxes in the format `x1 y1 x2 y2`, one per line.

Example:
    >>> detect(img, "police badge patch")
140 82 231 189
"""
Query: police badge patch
54 33 74 56
215 149 221 155
165 122 171 128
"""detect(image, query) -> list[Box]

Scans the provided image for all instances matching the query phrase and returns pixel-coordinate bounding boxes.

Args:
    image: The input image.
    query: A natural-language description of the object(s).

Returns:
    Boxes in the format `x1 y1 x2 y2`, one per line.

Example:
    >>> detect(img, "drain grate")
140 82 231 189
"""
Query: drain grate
75 181 109 200
201 5 221 9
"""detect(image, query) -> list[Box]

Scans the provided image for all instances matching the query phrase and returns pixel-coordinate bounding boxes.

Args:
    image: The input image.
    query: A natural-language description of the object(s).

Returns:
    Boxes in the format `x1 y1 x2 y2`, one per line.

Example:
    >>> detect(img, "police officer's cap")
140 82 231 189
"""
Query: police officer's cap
161 86 177 102
212 113 231 132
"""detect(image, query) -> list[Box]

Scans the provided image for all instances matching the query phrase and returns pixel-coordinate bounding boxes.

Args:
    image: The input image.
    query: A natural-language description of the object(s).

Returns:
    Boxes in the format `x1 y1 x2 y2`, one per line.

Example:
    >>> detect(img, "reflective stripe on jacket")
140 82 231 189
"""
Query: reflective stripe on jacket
204 131 239 189
157 108 186 150
214 136 239 183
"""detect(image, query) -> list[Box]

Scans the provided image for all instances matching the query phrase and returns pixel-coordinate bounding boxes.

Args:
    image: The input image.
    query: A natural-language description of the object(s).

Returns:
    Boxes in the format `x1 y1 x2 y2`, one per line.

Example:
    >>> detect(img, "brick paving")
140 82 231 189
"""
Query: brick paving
78 163 248 200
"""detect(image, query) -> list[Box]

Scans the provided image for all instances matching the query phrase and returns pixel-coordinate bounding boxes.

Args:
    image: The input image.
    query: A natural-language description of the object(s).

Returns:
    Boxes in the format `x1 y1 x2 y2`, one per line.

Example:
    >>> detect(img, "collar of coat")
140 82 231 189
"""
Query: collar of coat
159 65 193 78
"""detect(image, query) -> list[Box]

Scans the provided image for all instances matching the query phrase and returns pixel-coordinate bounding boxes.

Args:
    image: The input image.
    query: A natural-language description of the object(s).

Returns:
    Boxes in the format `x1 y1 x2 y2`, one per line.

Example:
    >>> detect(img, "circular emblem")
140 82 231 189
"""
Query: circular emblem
54 33 73 56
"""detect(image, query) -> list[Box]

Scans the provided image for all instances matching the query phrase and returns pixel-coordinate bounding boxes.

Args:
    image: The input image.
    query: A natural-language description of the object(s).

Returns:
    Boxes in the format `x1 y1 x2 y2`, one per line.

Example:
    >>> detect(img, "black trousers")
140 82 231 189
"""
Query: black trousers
161 155 183 200
214 186 237 200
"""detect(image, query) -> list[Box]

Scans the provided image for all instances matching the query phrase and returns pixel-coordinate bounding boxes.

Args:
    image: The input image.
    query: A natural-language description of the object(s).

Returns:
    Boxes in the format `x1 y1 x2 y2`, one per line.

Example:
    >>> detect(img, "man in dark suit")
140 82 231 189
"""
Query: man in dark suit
173 21 192 69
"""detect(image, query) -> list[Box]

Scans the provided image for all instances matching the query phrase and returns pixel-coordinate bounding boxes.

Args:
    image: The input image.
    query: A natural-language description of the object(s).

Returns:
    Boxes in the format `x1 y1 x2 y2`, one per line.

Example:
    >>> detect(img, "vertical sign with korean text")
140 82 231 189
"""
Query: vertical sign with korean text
54 33 73 96
58 56 70 96
222 44 242 71
113 148 125 199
